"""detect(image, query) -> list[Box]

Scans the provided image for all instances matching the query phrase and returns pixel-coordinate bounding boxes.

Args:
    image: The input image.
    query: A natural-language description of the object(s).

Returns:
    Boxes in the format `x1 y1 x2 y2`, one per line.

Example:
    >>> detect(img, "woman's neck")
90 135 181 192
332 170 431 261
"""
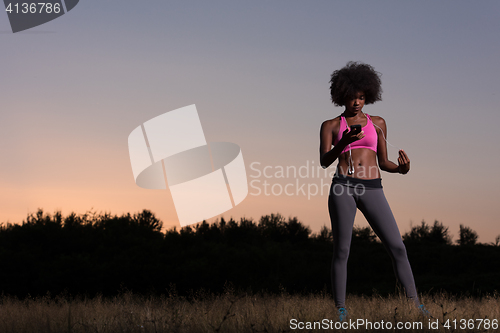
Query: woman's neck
342 110 365 119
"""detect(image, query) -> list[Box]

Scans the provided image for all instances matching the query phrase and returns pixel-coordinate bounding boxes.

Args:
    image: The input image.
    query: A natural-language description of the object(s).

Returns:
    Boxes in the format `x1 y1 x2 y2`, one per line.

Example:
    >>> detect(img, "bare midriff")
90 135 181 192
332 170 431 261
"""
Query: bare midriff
336 148 380 179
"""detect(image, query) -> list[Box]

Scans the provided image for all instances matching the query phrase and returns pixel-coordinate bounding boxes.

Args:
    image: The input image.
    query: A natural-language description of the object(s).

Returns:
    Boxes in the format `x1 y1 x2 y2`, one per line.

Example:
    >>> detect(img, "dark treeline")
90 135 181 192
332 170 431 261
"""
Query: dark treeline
0 209 499 298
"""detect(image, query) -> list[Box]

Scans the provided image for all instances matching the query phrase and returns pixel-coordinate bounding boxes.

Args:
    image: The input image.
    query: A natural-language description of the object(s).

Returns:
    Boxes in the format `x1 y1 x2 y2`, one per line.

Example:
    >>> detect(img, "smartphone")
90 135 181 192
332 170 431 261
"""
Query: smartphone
350 124 361 134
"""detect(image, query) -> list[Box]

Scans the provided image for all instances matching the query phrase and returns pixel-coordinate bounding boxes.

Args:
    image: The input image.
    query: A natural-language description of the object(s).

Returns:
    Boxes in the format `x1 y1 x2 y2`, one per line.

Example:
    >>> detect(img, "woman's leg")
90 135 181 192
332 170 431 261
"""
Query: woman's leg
328 183 357 308
356 188 419 304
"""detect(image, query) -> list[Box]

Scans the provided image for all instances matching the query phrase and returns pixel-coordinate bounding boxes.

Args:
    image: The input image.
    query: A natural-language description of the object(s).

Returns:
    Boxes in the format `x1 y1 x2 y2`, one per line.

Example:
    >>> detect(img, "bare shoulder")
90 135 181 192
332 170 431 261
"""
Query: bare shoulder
369 115 385 125
321 116 342 141
321 116 341 131
369 115 386 129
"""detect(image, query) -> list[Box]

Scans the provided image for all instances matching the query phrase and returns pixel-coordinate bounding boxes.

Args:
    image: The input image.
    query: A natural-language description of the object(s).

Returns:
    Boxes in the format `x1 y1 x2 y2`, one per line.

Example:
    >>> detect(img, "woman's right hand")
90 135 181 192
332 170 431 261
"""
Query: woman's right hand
340 128 365 145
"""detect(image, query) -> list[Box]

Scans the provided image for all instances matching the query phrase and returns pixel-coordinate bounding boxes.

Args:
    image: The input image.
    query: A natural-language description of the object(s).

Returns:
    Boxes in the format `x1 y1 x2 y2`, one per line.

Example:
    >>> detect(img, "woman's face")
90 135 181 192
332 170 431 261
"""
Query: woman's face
345 91 365 114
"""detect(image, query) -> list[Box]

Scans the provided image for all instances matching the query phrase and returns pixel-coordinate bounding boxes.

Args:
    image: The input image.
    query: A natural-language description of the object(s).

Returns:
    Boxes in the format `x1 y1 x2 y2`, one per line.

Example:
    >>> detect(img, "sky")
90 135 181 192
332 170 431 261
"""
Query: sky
1 0 499 243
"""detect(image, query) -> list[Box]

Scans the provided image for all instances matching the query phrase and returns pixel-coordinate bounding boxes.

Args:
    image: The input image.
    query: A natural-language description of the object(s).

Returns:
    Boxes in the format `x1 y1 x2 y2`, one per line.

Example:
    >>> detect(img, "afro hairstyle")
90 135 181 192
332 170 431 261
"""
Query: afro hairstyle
329 61 382 106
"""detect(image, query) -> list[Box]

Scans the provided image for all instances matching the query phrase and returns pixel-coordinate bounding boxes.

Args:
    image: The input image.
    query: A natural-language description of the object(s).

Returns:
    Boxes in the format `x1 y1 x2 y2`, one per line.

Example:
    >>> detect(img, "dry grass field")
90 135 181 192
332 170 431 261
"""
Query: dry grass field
0 289 498 333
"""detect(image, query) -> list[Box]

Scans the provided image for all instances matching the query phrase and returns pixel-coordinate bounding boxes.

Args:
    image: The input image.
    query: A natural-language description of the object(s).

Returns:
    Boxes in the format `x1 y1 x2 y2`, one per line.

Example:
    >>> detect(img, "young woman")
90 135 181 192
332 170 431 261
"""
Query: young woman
319 62 427 321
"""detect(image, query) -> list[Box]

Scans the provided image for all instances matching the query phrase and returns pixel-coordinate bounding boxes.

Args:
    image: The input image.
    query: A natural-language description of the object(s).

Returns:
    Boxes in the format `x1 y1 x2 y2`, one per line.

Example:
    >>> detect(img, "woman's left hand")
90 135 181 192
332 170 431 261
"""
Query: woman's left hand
398 150 410 174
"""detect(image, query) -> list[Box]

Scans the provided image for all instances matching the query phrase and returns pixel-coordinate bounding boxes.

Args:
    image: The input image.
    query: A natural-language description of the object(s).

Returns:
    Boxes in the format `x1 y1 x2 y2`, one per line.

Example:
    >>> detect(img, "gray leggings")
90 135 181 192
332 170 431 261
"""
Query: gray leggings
328 182 418 308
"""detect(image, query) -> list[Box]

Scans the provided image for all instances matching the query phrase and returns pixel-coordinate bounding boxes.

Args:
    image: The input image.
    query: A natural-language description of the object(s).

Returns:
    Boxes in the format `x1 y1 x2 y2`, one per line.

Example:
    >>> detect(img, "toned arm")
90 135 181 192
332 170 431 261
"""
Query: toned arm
319 119 348 169
373 116 410 174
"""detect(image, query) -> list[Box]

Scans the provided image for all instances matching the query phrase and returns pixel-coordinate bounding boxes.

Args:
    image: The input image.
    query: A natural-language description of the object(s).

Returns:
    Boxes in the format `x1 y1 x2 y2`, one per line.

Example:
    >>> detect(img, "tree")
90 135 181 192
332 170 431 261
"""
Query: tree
352 225 377 243
314 225 332 242
456 224 478 246
491 234 500 247
402 220 452 245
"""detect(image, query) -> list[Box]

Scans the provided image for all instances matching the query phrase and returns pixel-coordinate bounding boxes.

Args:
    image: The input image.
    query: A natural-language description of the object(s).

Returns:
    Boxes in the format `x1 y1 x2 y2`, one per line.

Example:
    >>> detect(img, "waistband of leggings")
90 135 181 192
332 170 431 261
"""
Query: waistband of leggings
332 173 383 188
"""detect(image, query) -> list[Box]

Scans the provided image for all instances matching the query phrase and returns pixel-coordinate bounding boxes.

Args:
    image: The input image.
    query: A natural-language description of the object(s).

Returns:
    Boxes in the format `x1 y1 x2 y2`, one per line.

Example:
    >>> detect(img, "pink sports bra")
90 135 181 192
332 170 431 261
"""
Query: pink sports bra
333 113 378 154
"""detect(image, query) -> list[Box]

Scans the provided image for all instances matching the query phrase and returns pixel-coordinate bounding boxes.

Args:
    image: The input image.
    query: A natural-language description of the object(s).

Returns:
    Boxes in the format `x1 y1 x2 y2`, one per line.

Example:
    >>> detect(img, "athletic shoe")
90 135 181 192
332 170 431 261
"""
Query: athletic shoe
338 307 348 322
418 304 430 317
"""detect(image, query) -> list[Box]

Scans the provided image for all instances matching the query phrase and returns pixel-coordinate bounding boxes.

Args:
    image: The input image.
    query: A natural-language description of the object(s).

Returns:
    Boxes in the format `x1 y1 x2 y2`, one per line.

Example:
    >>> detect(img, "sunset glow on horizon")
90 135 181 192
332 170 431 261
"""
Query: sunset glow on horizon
1 1 499 243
